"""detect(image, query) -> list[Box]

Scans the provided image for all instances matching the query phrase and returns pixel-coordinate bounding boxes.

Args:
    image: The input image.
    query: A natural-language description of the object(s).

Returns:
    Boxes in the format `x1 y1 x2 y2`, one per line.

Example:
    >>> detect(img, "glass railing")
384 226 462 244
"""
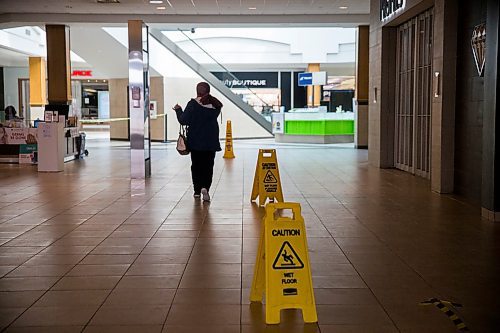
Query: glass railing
171 29 276 123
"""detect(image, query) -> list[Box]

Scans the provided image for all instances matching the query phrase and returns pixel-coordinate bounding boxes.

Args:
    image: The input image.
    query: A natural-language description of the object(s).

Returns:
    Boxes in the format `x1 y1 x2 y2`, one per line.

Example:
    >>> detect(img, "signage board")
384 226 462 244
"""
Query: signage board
251 149 284 206
298 72 313 86
272 113 284 134
298 72 327 86
380 0 405 21
71 70 92 77
211 72 279 89
250 202 317 324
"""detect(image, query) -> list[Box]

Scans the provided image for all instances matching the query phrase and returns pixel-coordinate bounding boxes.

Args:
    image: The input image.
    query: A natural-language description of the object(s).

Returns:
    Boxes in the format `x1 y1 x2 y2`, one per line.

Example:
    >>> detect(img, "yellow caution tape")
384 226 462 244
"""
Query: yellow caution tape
420 298 468 331
79 114 166 124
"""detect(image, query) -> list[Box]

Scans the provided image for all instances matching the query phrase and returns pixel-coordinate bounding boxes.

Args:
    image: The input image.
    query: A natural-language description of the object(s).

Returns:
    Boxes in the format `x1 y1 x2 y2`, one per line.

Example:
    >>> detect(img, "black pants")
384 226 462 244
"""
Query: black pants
190 150 216 194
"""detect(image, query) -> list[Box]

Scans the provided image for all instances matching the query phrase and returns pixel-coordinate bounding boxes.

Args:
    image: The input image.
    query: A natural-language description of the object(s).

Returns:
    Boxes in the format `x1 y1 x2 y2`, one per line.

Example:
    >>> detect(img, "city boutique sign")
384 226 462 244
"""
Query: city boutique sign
212 72 278 89
380 0 405 21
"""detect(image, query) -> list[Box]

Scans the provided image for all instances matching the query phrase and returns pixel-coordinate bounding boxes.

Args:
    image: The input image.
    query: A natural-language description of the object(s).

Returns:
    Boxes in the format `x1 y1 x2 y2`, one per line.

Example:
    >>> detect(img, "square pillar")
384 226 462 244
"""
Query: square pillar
46 25 72 104
482 0 500 221
354 26 369 149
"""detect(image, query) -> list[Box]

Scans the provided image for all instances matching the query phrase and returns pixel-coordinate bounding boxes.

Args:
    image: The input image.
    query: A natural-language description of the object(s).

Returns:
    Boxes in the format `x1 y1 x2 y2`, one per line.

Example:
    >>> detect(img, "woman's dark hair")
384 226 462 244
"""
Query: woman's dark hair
196 82 223 109
4 105 16 120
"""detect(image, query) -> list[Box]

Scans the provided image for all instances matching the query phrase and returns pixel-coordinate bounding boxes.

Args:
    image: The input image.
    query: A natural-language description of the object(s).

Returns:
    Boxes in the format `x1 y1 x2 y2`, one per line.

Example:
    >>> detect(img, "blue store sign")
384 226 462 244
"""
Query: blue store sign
298 72 313 86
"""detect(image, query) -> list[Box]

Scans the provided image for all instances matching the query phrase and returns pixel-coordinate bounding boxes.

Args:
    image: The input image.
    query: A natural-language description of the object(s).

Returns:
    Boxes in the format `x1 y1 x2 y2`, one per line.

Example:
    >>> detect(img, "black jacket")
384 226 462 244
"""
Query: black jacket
175 99 222 152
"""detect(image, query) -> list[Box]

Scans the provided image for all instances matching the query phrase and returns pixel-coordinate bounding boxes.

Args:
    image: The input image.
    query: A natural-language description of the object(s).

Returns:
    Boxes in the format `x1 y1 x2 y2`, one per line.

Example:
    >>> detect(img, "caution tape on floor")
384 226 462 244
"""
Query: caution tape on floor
420 298 469 331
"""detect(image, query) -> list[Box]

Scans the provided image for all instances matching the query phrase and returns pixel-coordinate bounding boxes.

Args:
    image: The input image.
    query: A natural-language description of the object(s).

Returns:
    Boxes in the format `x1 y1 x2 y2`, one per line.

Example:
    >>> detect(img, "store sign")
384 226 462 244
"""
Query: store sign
298 73 313 86
298 72 326 86
380 0 405 21
71 70 92 77
212 72 278 89
471 23 486 77
2 128 38 144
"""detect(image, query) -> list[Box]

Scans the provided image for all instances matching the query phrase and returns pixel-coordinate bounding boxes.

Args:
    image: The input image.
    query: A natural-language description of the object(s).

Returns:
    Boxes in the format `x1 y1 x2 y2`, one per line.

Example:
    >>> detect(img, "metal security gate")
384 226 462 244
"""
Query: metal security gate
394 8 433 178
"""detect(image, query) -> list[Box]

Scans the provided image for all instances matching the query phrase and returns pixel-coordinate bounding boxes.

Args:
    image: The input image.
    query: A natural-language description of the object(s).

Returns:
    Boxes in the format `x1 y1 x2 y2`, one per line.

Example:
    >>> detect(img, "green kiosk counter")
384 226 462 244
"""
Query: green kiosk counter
273 110 354 144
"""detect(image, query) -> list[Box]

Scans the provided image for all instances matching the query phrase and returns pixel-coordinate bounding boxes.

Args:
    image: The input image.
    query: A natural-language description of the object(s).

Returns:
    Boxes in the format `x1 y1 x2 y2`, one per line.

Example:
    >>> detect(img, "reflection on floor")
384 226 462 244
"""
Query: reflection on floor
0 139 499 332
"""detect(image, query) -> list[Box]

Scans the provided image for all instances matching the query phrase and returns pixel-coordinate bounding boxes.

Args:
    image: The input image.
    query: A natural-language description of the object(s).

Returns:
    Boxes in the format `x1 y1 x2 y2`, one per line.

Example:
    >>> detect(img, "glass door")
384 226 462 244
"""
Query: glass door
394 8 433 179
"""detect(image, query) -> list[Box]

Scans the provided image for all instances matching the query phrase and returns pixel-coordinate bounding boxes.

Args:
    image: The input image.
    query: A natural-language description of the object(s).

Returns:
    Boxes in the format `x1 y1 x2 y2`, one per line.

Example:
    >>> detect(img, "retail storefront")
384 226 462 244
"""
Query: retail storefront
369 0 500 219
211 71 281 117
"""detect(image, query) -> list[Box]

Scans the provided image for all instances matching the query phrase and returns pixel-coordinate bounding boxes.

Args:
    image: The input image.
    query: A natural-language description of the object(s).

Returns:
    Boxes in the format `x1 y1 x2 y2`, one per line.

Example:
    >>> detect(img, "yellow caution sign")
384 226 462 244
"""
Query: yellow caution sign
223 120 235 159
250 202 317 324
251 149 284 206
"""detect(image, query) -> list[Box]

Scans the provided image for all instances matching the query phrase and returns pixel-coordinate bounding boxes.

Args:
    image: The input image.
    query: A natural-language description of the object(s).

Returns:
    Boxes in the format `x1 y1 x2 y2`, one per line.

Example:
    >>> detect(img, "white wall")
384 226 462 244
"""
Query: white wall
3 67 28 112
165 28 356 64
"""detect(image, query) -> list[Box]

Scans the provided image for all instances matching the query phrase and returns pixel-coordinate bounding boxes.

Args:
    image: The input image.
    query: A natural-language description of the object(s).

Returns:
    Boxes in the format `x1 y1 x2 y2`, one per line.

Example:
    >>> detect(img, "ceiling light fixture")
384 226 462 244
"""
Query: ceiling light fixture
248 7 257 10
157 6 166 10
149 0 163 3
339 6 348 9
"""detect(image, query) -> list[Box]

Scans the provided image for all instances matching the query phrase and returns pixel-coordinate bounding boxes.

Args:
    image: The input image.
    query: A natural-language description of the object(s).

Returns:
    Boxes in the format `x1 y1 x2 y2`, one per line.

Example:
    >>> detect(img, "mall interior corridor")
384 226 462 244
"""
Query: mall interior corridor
0 140 498 332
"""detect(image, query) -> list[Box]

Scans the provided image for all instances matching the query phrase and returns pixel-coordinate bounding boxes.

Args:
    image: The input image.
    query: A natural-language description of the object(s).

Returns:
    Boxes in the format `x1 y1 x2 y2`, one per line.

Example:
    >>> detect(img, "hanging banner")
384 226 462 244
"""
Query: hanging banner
251 149 284 206
250 202 317 324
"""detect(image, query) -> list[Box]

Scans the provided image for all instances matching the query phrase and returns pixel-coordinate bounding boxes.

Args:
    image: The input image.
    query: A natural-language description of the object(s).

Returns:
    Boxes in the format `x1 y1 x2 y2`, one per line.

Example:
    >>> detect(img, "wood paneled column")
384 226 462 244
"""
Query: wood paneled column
354 26 369 149
46 25 72 104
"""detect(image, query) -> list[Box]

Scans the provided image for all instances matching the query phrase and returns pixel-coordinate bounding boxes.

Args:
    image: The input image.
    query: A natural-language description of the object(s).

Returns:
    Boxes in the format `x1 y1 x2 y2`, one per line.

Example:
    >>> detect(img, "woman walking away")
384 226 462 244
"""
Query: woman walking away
173 82 223 202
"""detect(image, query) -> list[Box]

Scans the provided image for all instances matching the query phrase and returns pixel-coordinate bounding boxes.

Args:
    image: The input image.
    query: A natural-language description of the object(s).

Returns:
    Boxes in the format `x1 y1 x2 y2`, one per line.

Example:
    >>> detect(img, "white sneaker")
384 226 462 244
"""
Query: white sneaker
193 193 201 198
201 188 210 202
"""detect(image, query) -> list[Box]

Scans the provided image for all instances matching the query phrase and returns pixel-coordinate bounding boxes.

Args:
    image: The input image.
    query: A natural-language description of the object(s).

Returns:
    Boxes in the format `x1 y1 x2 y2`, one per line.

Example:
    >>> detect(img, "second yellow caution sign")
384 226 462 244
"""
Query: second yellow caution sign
251 149 284 206
223 120 235 159
250 202 317 324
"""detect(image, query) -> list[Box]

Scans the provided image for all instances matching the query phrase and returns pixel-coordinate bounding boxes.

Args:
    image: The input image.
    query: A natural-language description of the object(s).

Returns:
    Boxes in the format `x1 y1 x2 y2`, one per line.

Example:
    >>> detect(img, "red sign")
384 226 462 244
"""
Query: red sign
72 70 92 77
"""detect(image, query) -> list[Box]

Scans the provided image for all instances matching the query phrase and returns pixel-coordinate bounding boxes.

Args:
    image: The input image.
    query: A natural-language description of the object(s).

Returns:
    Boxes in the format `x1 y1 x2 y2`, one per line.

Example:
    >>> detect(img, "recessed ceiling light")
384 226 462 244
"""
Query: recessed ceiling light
157 6 166 10
248 7 257 10
150 0 163 4
339 6 348 9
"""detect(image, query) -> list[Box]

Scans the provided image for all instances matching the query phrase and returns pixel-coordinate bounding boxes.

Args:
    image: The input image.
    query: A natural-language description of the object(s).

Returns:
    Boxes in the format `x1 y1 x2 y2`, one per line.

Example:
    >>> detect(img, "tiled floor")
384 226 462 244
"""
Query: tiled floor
1 139 499 332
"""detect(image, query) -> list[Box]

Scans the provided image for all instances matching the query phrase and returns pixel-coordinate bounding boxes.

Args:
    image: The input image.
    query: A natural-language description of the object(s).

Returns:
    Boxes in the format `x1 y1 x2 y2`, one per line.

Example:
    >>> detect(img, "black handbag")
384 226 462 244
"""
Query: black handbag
176 125 190 155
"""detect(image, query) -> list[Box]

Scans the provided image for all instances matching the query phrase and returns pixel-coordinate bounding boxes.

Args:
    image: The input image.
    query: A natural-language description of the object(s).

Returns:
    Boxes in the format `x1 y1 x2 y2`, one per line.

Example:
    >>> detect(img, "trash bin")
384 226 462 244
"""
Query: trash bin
75 133 89 159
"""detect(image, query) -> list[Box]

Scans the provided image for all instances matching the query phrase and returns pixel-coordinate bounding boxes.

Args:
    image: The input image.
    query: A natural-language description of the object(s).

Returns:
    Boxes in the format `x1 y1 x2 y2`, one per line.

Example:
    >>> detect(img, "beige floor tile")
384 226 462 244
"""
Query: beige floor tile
0 277 59 291
166 304 240 325
179 274 241 289
125 263 185 276
0 307 27 328
80 254 138 265
115 275 181 289
52 276 121 290
12 305 99 327
89 305 169 325
67 264 130 276
1 140 499 332
34 290 110 307
173 288 240 304
7 264 74 277
104 288 175 307
163 325 240 333
84 325 162 333
5 326 84 333
0 291 44 308
319 325 398 333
